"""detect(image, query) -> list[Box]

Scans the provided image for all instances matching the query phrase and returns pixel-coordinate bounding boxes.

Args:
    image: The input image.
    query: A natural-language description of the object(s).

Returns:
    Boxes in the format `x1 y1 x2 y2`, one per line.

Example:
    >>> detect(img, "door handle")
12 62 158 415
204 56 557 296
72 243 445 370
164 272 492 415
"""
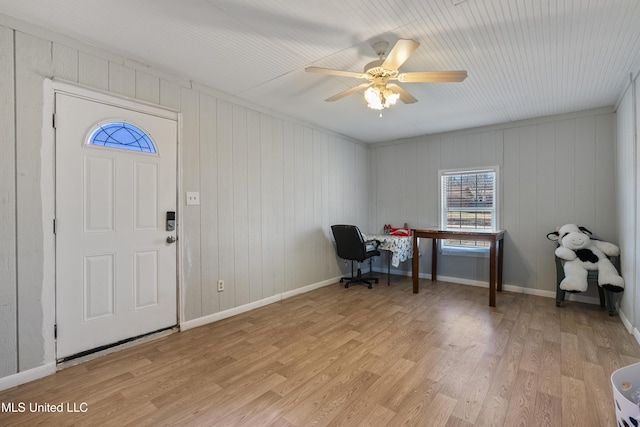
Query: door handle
166 235 177 244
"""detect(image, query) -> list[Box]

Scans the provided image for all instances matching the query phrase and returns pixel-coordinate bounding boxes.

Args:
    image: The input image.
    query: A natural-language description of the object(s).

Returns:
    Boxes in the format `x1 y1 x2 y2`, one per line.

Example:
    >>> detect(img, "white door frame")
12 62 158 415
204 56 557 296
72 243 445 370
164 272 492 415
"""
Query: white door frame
42 79 183 365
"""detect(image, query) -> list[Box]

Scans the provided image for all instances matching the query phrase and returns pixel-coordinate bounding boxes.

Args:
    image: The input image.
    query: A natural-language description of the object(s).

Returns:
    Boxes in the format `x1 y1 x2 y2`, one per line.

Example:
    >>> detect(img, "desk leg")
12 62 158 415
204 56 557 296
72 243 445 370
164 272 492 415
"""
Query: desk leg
387 251 391 286
497 238 504 292
489 240 496 307
431 238 437 281
412 234 419 293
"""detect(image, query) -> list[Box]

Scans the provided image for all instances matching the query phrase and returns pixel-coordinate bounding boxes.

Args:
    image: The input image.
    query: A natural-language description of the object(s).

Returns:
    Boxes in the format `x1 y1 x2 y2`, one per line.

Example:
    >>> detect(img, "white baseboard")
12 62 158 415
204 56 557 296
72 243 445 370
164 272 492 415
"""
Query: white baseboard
180 276 341 332
0 363 56 392
282 276 340 298
619 307 634 334
372 268 602 305
180 295 281 331
614 307 640 348
430 275 602 302
633 326 640 345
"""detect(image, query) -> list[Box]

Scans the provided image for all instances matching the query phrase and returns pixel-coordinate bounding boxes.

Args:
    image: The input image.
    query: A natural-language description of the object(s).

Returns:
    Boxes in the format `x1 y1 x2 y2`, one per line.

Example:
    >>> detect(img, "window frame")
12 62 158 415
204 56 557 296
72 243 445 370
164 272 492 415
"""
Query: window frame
439 166 499 256
86 120 158 155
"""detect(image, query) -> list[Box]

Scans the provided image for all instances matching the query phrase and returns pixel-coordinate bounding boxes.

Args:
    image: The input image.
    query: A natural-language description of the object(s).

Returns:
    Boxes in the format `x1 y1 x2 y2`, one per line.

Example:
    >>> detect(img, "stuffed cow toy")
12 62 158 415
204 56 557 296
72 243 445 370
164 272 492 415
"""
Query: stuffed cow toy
547 224 624 293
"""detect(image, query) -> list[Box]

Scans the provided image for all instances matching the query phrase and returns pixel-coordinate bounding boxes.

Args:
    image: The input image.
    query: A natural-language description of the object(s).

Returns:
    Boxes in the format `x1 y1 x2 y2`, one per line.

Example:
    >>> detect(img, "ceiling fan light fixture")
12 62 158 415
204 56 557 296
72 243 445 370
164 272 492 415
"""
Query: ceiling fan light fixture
384 89 400 106
306 38 465 111
364 86 399 111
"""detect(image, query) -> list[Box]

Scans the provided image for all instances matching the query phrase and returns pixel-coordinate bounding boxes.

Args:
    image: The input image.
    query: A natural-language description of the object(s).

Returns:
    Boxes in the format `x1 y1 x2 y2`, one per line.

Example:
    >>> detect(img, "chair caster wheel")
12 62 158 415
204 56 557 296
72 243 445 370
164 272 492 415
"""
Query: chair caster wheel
344 284 349 289
339 279 344 283
368 284 372 289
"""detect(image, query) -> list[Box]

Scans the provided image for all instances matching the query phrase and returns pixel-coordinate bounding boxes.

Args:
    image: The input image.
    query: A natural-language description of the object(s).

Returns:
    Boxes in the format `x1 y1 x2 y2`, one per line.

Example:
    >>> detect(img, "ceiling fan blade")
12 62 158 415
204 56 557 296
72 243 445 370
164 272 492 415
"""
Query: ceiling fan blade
382 39 420 70
305 66 366 79
397 70 468 83
387 84 417 104
325 83 372 102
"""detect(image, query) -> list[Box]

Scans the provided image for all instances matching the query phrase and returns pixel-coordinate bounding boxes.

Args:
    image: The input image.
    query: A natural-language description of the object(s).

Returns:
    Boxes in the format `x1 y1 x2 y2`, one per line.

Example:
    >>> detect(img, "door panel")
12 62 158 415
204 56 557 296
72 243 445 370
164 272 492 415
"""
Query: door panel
83 253 115 320
84 155 115 232
135 250 159 308
134 162 158 230
55 92 177 359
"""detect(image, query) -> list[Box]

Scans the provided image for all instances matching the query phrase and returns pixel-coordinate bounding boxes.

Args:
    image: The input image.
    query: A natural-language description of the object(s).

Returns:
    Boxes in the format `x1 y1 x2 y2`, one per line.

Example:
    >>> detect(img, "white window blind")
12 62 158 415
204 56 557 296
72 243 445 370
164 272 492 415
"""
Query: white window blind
440 168 497 249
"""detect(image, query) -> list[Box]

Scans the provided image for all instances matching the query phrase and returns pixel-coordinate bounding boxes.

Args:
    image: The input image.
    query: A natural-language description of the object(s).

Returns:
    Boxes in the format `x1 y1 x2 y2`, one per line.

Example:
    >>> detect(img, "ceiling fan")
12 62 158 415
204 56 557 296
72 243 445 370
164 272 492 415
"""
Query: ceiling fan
305 39 467 111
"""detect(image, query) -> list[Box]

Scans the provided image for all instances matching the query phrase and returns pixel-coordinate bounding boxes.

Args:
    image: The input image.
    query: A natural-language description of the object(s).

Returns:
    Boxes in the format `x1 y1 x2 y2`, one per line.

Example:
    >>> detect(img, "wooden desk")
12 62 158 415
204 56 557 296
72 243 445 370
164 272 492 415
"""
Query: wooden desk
411 228 505 307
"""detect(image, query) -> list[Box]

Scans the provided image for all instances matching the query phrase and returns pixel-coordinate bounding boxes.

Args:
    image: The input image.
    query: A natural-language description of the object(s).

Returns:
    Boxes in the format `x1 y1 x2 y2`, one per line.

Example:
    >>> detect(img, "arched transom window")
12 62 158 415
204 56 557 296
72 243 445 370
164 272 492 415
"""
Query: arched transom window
87 122 157 154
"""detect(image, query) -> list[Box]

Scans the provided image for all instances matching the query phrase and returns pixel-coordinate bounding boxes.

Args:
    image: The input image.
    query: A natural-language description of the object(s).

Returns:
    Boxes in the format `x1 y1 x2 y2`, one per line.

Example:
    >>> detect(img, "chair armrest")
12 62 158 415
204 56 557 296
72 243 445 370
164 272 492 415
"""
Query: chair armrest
364 239 380 253
364 239 380 248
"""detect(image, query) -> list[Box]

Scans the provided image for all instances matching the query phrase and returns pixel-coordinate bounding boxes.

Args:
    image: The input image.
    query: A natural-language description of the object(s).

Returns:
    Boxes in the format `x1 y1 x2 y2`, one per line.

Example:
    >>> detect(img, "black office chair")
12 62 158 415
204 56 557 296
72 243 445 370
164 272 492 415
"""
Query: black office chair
331 225 380 289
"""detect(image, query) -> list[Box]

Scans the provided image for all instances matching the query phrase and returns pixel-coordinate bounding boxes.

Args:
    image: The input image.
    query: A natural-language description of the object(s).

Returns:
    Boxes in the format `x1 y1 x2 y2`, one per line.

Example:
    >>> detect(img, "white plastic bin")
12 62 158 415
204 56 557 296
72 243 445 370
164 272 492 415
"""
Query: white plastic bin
611 362 640 425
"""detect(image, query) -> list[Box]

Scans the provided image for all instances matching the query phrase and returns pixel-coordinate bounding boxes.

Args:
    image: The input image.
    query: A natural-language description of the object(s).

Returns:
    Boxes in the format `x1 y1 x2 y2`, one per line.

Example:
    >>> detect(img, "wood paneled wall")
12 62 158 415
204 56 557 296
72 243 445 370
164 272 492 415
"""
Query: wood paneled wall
0 25 17 378
0 25 371 380
615 80 638 332
370 110 617 295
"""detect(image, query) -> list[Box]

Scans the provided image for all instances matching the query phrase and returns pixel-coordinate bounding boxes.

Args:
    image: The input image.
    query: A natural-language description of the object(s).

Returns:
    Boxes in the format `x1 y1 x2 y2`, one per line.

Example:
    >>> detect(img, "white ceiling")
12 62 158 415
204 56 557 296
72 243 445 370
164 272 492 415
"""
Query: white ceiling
1 0 640 143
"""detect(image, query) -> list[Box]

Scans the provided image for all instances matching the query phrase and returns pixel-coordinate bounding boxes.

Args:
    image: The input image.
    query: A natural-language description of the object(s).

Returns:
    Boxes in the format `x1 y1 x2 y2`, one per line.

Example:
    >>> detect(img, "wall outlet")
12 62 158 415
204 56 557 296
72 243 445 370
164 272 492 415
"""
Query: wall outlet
186 192 200 206
217 279 224 292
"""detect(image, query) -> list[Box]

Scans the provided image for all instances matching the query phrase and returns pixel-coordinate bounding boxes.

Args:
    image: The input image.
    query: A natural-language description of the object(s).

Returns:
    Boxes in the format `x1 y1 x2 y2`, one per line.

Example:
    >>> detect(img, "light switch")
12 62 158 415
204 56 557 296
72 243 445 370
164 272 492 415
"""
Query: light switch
186 192 200 206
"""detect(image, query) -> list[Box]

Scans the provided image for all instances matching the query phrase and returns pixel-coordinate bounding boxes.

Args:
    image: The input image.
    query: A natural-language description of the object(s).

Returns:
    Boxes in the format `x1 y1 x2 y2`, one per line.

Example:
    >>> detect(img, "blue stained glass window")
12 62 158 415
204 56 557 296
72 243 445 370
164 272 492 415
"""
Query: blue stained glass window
88 122 156 153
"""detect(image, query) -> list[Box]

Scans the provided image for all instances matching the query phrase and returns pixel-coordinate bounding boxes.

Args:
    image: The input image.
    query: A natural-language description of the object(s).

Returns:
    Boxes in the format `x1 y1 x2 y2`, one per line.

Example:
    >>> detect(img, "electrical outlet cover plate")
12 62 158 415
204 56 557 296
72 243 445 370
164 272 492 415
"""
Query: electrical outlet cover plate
186 192 200 206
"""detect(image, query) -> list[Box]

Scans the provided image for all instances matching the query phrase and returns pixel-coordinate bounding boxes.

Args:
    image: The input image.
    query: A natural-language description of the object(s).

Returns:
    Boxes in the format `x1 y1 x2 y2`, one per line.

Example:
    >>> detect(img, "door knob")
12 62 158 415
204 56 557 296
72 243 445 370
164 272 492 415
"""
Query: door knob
166 235 177 244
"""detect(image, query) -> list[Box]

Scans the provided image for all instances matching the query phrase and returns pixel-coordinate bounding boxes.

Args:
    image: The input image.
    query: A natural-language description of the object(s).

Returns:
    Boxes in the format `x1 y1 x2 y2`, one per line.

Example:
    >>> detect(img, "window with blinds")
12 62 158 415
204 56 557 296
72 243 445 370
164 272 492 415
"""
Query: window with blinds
440 168 497 250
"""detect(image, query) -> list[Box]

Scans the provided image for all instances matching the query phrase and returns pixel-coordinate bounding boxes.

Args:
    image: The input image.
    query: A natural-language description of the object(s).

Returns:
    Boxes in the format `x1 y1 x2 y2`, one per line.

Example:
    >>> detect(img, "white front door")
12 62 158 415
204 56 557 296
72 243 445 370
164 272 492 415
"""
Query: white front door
55 91 178 359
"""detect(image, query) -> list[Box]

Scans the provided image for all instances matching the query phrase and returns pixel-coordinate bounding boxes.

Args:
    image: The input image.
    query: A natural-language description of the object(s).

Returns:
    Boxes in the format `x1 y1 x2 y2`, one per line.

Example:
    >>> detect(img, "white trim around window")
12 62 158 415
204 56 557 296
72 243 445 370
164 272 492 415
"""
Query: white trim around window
439 166 500 256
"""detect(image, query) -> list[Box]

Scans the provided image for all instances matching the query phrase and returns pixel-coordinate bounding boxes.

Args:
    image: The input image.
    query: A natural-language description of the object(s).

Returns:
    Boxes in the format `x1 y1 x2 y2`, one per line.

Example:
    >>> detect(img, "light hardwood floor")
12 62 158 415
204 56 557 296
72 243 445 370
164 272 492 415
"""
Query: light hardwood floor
1 276 639 426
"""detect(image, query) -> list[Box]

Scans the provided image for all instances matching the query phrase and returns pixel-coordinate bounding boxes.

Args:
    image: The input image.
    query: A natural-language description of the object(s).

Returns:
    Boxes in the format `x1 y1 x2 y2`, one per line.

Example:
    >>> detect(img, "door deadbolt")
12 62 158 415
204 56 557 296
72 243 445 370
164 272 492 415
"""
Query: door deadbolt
166 211 175 231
